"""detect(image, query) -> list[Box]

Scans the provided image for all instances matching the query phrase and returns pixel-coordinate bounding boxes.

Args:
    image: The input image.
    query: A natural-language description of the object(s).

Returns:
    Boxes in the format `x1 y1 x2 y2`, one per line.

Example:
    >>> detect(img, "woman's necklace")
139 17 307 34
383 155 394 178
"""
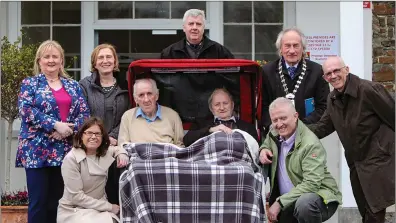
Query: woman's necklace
101 77 117 93
100 77 116 87
45 75 60 83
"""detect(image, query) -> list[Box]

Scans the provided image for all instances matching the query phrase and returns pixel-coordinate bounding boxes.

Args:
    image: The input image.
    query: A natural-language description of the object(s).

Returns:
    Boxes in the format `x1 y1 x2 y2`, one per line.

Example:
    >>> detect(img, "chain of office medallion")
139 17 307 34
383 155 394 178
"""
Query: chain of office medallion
278 59 307 96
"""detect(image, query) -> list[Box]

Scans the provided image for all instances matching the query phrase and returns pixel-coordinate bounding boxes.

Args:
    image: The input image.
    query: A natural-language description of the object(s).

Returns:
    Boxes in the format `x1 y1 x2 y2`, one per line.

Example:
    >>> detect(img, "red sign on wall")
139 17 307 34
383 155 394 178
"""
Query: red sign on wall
363 1 371 9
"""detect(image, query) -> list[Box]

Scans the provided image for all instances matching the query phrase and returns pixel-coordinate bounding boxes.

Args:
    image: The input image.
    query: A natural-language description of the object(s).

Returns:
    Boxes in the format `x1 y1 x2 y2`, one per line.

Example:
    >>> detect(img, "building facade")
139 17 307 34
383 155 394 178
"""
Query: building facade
2 1 290 80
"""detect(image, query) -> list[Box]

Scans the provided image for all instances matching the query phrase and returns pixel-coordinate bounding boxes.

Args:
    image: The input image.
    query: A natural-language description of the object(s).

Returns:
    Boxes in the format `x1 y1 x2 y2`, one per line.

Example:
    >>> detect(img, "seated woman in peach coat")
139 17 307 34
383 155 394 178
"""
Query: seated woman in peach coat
57 117 129 223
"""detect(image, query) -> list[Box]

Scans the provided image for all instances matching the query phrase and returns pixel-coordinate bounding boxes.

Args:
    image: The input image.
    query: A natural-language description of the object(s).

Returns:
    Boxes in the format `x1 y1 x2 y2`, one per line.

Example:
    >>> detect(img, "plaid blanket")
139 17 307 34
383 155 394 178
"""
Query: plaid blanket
119 131 267 223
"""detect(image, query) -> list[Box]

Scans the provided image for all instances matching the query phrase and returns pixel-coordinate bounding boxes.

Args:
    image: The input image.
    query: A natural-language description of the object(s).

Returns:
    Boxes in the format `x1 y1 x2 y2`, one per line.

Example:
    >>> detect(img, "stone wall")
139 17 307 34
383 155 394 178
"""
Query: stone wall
372 2 395 92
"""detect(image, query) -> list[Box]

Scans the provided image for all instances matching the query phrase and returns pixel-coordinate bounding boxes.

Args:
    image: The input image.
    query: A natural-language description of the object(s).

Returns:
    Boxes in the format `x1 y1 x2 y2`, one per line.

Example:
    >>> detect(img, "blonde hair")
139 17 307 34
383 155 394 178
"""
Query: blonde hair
33 40 70 78
90 43 120 73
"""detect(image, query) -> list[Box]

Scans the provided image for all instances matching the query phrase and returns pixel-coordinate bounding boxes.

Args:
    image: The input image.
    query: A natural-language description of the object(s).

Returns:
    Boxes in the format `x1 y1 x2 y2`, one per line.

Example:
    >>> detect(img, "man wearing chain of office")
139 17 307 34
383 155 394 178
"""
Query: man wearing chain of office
261 27 330 136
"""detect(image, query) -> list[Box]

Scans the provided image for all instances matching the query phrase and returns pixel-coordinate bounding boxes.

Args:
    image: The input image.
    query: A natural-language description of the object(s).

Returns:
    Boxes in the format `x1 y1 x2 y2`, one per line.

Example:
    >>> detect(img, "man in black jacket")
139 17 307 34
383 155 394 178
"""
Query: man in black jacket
183 88 258 146
161 9 234 59
261 27 329 136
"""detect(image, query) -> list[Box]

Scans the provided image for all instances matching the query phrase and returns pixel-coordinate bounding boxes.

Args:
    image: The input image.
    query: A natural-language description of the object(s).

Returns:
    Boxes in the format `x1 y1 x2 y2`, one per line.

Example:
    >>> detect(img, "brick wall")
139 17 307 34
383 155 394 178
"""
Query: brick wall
372 2 395 92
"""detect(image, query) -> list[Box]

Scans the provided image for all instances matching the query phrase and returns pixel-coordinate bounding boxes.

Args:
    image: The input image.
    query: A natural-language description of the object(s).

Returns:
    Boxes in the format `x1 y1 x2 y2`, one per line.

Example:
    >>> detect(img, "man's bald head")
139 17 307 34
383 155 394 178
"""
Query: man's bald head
323 56 345 68
322 56 350 92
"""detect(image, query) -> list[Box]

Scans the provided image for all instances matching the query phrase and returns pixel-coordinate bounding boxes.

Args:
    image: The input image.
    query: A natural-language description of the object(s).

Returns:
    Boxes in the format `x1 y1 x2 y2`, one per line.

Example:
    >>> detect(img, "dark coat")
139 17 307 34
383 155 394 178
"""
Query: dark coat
261 58 330 135
79 72 131 139
183 117 259 147
160 36 234 59
309 73 395 213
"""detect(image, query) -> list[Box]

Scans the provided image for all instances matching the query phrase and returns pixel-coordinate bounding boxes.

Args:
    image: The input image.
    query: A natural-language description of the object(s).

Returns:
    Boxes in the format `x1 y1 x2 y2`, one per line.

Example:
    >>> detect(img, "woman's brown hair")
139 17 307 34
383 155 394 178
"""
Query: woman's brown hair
73 117 110 157
90 43 120 73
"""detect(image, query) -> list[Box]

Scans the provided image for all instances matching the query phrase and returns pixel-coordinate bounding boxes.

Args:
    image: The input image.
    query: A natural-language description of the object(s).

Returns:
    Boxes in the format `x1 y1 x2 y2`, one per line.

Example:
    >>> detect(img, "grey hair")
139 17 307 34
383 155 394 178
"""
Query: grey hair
275 27 307 56
269 97 296 114
208 88 234 112
133 78 159 98
183 9 206 26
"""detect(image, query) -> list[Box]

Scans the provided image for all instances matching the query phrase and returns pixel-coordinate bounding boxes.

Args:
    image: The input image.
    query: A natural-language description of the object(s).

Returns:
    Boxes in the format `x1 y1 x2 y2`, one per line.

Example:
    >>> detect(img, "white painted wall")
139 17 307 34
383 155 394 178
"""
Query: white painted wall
2 127 26 191
81 2 95 79
0 2 7 39
295 2 342 222
1 1 26 193
339 1 376 209
295 1 341 180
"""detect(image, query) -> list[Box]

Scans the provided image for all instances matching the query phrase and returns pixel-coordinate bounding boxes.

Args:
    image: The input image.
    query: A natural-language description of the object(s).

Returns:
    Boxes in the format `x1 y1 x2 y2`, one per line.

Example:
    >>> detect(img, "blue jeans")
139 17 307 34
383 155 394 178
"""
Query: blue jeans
25 167 64 223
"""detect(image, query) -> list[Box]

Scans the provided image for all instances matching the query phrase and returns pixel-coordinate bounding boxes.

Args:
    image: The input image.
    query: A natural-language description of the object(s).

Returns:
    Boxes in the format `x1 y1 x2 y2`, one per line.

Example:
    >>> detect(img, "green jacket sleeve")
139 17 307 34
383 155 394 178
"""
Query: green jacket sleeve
259 132 273 153
279 143 326 208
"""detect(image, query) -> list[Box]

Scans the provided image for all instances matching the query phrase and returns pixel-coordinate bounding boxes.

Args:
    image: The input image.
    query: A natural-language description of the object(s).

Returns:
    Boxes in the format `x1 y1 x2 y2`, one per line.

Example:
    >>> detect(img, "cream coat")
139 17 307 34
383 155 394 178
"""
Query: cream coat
57 146 127 223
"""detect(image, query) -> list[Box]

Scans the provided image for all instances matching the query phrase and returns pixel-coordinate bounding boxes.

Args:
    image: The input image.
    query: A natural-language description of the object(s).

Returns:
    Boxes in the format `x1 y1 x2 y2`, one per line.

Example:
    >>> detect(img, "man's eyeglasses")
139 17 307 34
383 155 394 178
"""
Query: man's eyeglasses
83 131 103 137
323 66 346 79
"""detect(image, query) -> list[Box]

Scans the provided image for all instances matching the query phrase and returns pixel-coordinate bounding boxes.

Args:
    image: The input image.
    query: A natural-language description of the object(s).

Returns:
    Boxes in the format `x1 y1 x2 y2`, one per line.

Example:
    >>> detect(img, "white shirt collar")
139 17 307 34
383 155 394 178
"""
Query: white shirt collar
214 116 236 123
285 61 299 69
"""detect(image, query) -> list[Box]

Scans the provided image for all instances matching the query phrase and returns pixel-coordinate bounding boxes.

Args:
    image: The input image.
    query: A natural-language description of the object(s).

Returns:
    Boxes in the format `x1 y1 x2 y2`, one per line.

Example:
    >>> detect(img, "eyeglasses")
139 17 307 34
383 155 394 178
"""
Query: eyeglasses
83 131 103 137
323 66 346 79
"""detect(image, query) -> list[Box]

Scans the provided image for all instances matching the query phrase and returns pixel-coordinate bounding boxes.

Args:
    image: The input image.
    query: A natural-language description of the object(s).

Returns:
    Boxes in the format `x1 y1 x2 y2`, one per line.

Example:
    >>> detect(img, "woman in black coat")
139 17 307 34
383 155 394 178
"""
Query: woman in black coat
79 44 130 205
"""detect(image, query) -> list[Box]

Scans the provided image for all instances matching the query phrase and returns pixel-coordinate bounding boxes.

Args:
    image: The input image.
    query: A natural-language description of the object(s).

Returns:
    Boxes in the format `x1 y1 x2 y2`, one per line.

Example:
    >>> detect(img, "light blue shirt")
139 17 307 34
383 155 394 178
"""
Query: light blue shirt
277 131 297 195
136 104 162 123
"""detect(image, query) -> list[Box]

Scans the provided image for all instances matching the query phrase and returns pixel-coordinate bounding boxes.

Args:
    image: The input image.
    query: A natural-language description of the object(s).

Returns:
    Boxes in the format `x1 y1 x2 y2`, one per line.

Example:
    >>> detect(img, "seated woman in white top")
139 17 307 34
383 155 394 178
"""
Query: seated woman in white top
57 117 129 223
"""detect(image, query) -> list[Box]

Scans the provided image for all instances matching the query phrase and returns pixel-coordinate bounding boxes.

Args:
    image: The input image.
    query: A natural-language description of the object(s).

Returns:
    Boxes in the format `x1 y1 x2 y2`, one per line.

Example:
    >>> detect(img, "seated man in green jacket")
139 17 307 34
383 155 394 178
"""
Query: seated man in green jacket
259 97 342 223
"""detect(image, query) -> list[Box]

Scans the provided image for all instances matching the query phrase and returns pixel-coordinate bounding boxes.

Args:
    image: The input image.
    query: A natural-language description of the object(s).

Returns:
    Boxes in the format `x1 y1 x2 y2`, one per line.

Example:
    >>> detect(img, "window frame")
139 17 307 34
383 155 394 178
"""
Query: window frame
93 1 210 30
222 1 295 60
18 1 82 80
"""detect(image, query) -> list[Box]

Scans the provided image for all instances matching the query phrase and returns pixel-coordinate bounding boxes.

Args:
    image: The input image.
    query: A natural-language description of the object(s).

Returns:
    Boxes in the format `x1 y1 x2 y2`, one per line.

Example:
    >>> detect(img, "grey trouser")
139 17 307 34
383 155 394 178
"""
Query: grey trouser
277 193 339 223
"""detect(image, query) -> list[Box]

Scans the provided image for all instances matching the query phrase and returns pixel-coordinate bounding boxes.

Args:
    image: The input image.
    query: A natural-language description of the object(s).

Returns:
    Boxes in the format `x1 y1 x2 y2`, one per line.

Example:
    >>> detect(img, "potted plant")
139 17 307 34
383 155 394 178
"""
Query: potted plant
0 190 28 223
256 60 268 66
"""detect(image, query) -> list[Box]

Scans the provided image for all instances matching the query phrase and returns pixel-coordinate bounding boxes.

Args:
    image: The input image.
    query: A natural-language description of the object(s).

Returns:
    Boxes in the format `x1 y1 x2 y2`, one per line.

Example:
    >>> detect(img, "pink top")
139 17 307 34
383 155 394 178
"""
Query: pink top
51 87 72 122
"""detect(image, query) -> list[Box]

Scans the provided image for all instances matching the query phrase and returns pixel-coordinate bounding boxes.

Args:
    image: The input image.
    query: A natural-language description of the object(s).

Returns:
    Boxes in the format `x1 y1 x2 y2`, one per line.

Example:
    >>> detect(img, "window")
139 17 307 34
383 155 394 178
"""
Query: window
97 30 208 75
98 1 206 19
21 1 81 80
223 1 283 61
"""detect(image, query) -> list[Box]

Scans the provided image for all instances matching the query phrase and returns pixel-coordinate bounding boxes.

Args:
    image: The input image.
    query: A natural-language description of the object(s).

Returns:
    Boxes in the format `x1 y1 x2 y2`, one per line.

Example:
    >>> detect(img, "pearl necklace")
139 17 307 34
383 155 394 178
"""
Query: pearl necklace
101 78 117 93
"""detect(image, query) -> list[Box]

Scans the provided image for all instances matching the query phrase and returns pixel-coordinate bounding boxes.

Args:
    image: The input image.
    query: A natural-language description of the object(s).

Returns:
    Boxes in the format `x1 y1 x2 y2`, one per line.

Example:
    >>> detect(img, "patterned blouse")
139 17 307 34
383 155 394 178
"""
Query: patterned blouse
17 73 90 168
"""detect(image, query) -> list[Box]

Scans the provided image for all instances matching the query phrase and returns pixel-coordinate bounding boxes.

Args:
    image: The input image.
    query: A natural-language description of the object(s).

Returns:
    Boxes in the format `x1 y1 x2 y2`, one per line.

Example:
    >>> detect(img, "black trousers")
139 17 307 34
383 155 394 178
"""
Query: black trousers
105 160 122 205
350 167 386 223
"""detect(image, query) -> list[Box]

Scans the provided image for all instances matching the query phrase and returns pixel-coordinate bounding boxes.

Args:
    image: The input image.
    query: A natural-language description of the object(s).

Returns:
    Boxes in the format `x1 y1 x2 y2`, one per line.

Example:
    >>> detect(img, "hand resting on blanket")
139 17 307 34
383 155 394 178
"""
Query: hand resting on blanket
116 154 129 168
209 124 233 134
